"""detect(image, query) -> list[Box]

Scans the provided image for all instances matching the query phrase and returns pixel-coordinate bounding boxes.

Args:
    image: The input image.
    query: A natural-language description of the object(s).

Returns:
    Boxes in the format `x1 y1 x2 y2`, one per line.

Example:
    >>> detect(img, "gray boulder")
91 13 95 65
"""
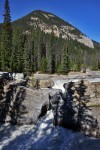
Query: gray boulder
49 80 100 137
39 79 54 88
0 82 60 125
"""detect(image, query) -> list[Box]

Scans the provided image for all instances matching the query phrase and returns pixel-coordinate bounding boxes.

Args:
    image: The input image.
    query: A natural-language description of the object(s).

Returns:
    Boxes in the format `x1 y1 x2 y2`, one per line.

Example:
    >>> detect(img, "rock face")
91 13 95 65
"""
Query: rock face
28 78 54 89
39 79 54 88
77 35 94 48
90 82 100 97
0 78 100 137
27 10 94 48
15 87 59 125
49 80 100 137
0 82 60 125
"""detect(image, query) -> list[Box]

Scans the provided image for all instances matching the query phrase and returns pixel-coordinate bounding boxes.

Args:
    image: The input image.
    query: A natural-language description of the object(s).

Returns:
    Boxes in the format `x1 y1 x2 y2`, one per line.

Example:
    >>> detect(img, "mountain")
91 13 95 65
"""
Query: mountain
12 10 95 48
1 10 99 49
0 10 100 74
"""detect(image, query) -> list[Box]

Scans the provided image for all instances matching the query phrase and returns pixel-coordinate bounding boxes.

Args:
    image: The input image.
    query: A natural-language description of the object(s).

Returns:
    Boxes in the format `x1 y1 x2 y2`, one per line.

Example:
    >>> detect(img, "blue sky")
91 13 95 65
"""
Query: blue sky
0 0 100 42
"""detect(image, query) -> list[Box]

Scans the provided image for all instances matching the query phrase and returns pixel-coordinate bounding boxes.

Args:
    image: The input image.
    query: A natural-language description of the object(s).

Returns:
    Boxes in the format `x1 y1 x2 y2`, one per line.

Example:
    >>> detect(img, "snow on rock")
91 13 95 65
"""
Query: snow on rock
0 111 100 150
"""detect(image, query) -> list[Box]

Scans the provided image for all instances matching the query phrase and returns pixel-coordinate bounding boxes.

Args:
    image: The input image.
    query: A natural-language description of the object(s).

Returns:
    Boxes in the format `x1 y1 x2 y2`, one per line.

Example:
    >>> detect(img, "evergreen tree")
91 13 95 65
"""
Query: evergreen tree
83 51 87 72
62 46 69 74
32 28 40 72
76 49 83 71
28 36 34 72
0 38 2 69
37 31 45 70
23 36 31 76
1 0 12 71
11 27 24 72
45 34 51 72
50 31 55 74
40 56 47 73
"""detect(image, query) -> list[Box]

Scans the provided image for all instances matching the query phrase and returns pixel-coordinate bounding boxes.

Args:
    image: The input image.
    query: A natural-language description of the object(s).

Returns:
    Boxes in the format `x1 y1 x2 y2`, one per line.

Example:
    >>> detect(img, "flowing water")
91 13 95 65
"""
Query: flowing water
52 78 100 92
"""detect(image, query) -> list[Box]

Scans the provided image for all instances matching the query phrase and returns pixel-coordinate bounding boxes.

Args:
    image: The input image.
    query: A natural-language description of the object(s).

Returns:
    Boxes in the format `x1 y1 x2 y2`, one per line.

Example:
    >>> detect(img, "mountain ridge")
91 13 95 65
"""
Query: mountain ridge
12 10 94 48
0 10 100 72
0 10 100 49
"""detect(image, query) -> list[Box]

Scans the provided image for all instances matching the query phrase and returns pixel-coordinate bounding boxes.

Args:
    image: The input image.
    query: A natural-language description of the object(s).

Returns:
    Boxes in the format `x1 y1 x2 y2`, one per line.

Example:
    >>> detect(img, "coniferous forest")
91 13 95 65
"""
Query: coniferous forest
0 0 100 75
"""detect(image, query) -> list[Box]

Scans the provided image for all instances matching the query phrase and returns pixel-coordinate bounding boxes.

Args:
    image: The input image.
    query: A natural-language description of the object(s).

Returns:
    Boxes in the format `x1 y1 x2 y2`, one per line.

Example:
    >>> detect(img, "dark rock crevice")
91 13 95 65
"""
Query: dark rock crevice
49 80 100 137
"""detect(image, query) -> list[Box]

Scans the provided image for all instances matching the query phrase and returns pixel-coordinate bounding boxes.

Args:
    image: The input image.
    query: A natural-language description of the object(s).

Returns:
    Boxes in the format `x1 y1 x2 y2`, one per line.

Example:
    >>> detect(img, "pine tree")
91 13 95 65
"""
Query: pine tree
1 0 12 71
76 49 82 71
83 51 87 73
40 56 47 73
50 31 55 74
28 36 34 73
62 46 69 74
23 36 31 76
11 27 24 72
37 30 45 70
0 38 2 69
32 28 40 72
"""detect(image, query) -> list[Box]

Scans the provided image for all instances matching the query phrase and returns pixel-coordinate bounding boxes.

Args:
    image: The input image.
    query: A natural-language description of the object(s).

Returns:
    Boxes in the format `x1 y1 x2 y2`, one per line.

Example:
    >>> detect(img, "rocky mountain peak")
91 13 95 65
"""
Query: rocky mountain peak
26 10 94 48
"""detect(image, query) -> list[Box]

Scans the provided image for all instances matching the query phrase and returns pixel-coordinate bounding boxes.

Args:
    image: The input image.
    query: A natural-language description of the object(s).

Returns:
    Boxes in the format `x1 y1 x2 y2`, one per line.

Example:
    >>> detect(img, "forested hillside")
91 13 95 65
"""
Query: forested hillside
0 9 100 75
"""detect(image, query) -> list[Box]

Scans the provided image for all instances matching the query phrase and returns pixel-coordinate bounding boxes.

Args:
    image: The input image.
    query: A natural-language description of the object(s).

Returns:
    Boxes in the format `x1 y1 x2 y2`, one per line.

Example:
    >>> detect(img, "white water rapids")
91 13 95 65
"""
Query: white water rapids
52 78 100 92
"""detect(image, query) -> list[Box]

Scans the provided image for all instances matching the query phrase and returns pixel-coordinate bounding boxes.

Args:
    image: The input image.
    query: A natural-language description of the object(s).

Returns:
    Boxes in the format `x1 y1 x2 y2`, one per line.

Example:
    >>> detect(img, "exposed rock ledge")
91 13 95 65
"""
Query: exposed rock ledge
0 79 100 132
0 82 60 125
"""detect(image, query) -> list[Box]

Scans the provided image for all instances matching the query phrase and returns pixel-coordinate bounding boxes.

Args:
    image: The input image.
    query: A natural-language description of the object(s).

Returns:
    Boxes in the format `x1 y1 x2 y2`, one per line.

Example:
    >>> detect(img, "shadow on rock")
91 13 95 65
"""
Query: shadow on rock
0 80 27 125
49 80 100 137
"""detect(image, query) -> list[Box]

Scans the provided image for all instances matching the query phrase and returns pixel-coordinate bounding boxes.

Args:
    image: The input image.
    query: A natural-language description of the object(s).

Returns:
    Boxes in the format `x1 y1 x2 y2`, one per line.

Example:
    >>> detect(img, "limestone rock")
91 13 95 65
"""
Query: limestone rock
28 78 54 89
49 80 100 137
16 88 60 125
39 79 54 88
0 82 60 125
